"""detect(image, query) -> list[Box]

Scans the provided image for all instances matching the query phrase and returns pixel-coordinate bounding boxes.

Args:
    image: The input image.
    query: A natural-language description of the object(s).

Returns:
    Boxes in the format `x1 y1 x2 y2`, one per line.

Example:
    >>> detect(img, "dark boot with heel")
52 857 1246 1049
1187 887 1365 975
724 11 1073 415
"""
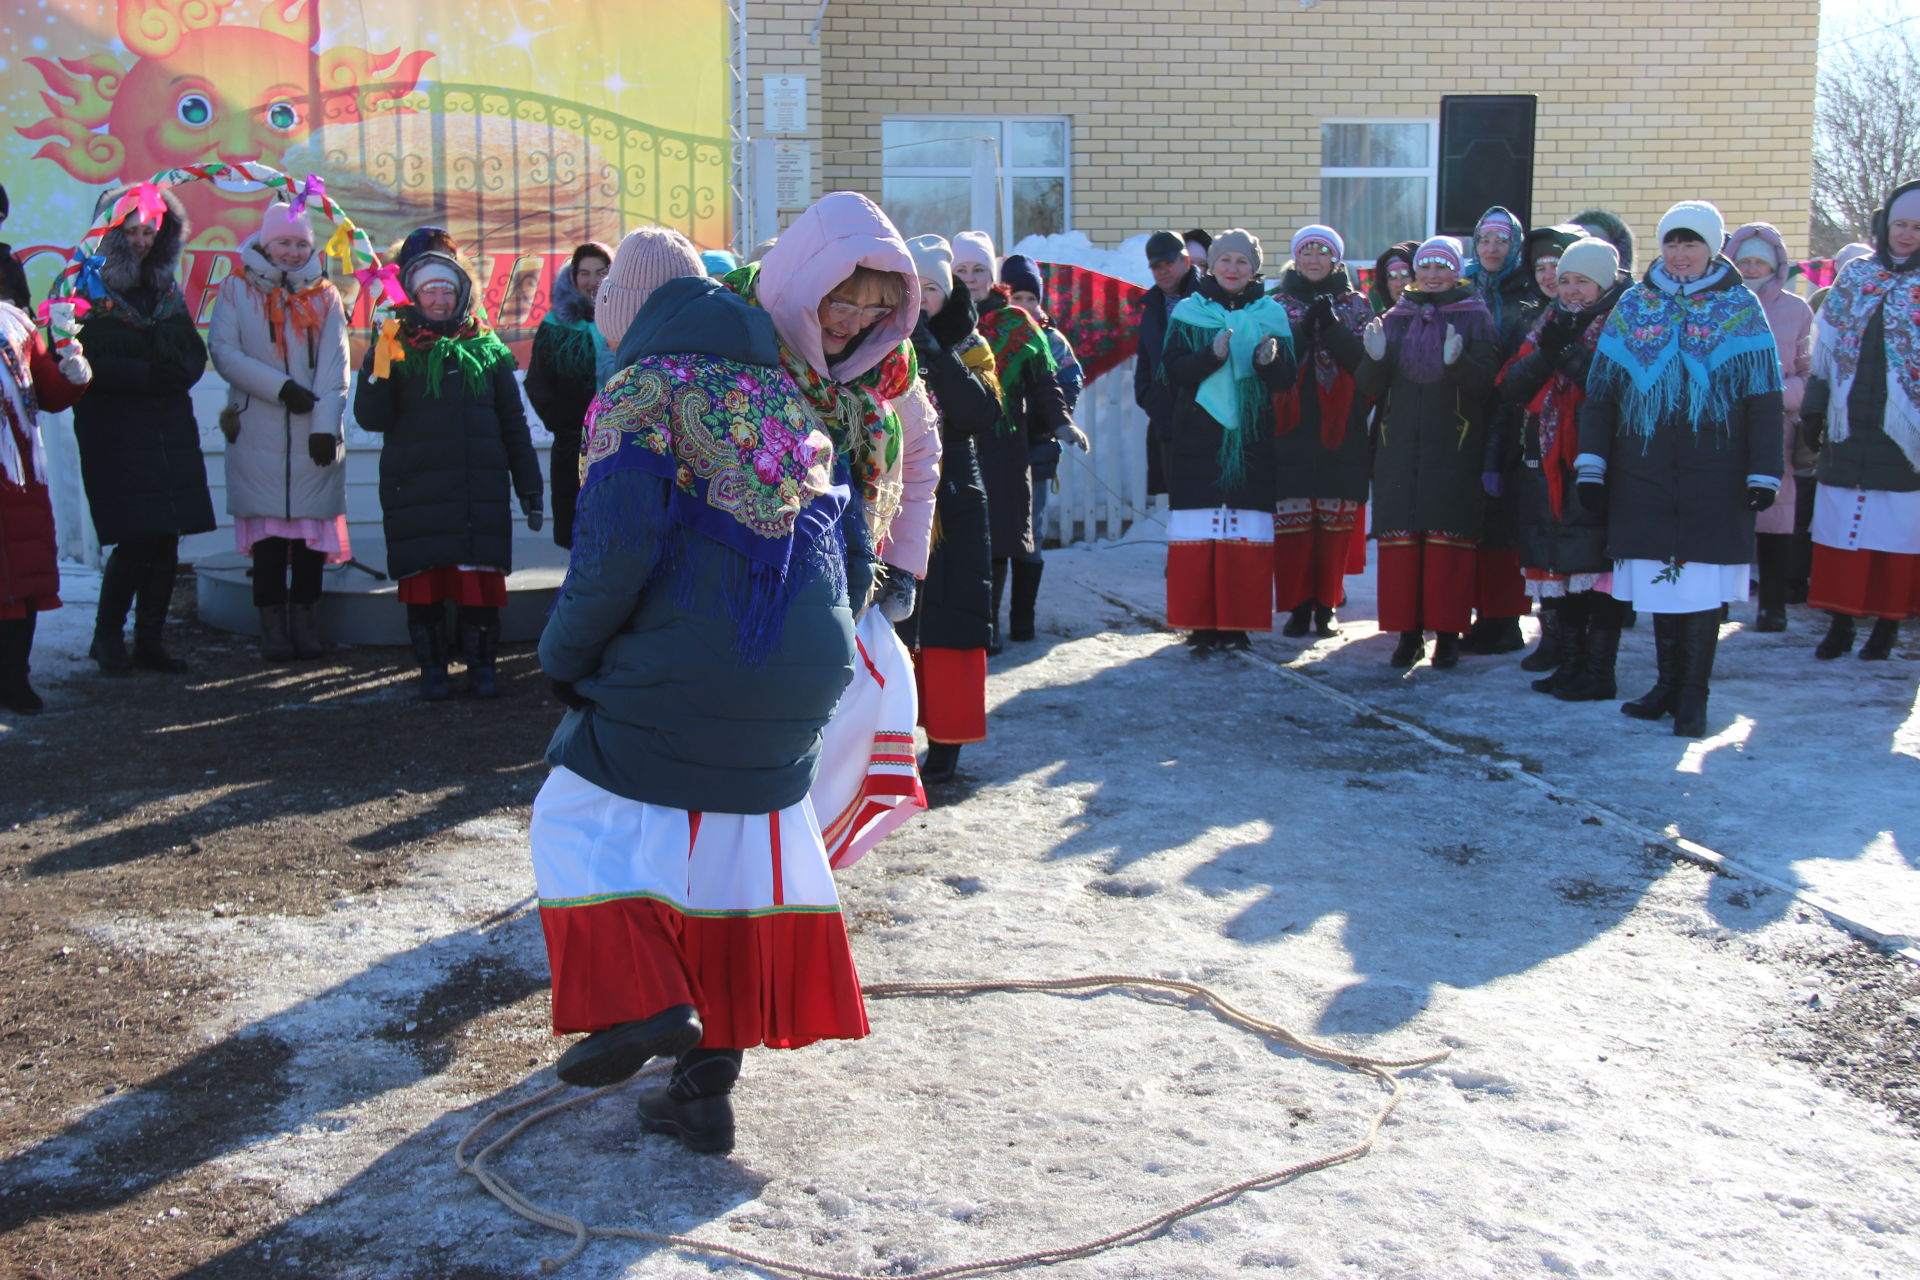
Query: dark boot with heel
1814 612 1855 660
636 1047 743 1154
89 548 140 675
1671 609 1721 738
1520 602 1563 672
1859 618 1899 661
1389 630 1424 668
1008 560 1043 642
1622 612 1681 720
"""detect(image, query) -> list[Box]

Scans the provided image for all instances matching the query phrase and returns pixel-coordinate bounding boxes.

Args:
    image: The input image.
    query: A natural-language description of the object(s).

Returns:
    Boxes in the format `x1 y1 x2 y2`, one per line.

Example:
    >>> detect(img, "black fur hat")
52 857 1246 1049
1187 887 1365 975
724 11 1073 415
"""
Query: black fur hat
92 184 190 295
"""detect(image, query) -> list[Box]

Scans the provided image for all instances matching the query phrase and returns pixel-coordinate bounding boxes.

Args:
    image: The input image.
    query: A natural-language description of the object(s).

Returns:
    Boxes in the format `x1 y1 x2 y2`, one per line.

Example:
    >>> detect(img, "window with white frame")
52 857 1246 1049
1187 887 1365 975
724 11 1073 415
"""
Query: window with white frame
879 117 1070 246
1320 120 1437 262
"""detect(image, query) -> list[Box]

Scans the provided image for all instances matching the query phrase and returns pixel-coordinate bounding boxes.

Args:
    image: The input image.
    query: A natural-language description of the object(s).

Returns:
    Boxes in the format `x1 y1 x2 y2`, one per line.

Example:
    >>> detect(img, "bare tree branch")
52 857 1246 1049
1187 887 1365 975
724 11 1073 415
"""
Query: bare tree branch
1812 27 1920 256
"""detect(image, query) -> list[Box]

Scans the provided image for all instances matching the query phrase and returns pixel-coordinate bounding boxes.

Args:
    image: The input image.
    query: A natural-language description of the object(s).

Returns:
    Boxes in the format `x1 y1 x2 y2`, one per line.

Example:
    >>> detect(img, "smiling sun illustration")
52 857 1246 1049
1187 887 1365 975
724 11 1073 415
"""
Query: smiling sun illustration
20 0 433 246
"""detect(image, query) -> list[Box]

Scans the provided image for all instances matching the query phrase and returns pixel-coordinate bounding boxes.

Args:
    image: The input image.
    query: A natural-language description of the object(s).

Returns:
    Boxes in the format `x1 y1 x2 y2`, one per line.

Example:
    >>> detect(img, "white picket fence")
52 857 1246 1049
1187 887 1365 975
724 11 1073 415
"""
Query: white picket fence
1040 356 1160 547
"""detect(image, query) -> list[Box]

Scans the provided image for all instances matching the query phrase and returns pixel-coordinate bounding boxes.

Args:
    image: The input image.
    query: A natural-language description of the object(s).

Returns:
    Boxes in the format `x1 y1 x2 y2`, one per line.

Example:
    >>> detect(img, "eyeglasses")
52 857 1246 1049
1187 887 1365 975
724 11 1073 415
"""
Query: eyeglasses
823 297 894 324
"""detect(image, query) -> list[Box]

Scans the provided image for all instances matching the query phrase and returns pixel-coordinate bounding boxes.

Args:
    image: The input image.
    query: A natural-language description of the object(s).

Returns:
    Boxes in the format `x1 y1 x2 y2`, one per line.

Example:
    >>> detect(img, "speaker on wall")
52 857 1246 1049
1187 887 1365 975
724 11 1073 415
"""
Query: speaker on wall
1436 94 1537 237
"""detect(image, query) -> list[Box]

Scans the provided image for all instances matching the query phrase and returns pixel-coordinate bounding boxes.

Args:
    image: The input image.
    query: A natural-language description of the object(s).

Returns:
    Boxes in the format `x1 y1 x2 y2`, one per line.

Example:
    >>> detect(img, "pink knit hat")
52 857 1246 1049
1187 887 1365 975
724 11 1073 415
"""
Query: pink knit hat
259 202 314 246
595 226 706 349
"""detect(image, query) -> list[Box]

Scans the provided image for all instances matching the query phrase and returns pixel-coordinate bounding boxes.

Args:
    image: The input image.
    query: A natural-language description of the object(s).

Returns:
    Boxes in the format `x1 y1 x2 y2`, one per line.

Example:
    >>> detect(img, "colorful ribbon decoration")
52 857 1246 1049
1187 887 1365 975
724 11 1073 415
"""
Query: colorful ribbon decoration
372 317 407 380
36 295 90 349
110 182 167 229
325 217 360 274
355 263 409 307
289 173 327 218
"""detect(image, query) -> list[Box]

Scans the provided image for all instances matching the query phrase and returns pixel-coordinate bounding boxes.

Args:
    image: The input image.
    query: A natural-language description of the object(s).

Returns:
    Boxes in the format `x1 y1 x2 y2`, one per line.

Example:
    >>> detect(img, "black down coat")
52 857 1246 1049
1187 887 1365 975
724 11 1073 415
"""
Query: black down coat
1576 265 1785 565
1271 265 1373 503
974 290 1070 559
1494 279 1628 577
353 331 542 582
1162 275 1298 512
71 188 215 548
901 294 1001 652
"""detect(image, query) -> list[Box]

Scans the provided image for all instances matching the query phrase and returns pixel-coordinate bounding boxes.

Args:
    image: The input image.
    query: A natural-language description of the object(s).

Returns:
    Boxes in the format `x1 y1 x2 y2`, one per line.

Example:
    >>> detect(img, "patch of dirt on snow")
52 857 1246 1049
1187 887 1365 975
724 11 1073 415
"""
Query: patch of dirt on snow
0 581 558 1277
1772 937 1920 1133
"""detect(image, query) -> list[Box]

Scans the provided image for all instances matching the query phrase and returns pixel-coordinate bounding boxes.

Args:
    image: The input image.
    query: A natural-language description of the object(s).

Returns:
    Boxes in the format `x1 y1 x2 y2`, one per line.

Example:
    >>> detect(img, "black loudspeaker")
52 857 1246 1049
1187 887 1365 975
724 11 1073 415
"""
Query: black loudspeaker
1436 95 1537 236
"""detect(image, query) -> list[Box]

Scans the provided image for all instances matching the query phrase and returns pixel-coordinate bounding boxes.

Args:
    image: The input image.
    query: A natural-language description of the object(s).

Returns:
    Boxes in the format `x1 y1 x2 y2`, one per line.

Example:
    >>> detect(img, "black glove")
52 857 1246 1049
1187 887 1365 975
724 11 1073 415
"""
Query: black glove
307 433 338 467
1551 341 1589 380
279 380 319 414
1801 412 1826 454
926 288 977 351
521 492 544 533
1537 310 1577 355
1303 293 1336 338
1577 481 1608 515
147 359 197 396
550 679 590 710
1747 486 1776 513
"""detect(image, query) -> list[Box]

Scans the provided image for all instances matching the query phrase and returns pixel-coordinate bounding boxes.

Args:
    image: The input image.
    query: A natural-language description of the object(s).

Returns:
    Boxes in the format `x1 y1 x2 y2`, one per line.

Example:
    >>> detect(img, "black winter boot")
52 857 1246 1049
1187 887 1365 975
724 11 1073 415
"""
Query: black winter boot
921 741 962 784
1754 533 1790 632
131 551 187 673
1008 559 1043 642
987 559 1008 656
1281 604 1312 637
258 605 294 662
0 616 41 714
1520 601 1563 672
1389 631 1424 668
1859 618 1899 661
408 612 451 701
1313 606 1338 637
1475 615 1525 655
1814 612 1856 660
1532 599 1584 694
637 1046 742 1154
1556 605 1621 702
288 603 324 659
460 609 501 698
89 546 141 675
1671 609 1721 738
1431 632 1462 668
1622 613 1681 720
554 1003 702 1088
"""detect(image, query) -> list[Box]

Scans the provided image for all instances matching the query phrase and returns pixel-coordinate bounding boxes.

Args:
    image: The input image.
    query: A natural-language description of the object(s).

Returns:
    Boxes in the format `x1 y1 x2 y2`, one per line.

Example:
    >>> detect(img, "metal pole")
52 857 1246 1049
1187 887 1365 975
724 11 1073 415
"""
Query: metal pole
729 0 749 255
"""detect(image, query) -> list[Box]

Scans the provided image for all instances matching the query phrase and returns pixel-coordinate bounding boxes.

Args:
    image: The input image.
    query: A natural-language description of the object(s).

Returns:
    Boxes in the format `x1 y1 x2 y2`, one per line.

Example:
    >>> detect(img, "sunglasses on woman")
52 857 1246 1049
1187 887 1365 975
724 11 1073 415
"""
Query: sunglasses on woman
823 297 894 324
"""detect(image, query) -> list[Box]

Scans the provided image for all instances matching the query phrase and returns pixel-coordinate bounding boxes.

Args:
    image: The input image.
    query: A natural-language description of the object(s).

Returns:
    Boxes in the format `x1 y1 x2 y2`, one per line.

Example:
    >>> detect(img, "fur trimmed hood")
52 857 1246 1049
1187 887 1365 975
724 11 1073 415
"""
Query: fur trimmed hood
1725 222 1792 299
1571 207 1638 276
92 184 189 297
548 258 597 325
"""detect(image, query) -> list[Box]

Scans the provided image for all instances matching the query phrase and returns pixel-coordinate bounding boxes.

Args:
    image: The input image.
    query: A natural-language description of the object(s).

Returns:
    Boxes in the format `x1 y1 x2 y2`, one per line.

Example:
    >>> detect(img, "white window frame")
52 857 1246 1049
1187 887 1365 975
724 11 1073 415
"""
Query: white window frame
1318 116 1440 255
879 114 1073 245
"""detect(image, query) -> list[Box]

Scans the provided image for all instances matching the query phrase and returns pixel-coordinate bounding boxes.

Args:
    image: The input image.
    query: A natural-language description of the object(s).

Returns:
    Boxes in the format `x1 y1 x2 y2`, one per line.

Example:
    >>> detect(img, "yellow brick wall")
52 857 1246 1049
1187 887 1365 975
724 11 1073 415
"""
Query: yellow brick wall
789 0 1817 262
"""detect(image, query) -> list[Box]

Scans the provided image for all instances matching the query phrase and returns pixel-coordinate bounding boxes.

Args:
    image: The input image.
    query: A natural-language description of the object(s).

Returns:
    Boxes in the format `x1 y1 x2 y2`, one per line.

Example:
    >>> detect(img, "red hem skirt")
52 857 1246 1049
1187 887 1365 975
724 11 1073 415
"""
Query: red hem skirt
1472 546 1531 618
1166 507 1274 632
532 766 869 1050
0 596 60 621
1272 500 1364 612
396 568 508 607
913 645 988 744
1375 532 1478 634
809 611 927 870
1808 544 1920 620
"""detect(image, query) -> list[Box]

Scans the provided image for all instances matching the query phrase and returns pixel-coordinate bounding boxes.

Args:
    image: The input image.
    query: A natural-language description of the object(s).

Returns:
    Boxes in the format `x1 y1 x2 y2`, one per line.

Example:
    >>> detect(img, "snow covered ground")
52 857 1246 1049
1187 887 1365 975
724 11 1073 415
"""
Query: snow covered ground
14 542 1920 1278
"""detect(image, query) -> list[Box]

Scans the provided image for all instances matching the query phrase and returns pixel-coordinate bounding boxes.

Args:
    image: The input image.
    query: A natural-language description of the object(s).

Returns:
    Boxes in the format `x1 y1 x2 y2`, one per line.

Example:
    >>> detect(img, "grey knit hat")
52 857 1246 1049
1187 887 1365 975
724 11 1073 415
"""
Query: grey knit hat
1210 228 1261 275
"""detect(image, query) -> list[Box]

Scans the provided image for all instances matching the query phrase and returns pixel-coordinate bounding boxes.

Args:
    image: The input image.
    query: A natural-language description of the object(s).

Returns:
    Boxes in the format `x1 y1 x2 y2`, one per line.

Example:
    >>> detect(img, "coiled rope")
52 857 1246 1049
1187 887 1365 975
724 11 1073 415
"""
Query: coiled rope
456 974 1450 1277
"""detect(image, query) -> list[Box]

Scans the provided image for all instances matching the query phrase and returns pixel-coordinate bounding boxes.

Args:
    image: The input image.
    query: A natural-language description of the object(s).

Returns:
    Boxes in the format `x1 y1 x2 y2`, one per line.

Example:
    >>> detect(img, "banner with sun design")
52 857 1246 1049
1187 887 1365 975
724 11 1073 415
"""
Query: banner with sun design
2 0 731 346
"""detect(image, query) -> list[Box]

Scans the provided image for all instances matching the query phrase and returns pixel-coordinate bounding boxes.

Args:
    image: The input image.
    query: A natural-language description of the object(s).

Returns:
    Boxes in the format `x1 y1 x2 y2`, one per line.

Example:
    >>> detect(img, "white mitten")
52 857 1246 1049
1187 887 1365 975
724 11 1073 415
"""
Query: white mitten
1056 421 1090 452
1442 324 1463 367
1254 336 1279 366
1363 318 1387 361
57 352 92 386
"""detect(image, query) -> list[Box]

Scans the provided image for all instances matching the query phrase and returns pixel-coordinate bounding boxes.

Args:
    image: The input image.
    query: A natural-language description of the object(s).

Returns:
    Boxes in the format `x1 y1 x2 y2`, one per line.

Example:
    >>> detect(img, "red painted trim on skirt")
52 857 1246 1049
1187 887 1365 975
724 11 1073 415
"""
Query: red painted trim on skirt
1809 544 1920 620
1166 541 1274 631
396 567 508 607
913 646 988 744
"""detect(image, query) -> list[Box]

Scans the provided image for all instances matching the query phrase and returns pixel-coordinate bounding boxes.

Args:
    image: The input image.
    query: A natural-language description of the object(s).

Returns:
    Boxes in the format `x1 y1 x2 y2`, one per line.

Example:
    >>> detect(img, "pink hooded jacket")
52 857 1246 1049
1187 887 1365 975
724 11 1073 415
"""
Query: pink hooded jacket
758 192 940 576
1727 222 1812 534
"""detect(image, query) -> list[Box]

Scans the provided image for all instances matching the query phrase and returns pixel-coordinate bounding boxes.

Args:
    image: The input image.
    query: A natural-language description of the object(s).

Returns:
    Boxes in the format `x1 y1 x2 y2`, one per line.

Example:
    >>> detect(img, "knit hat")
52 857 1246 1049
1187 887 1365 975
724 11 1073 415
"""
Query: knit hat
1890 188 1920 229
1657 200 1725 248
1555 237 1619 287
700 248 739 276
1475 210 1517 241
1145 230 1186 264
404 257 463 295
952 229 996 274
1290 224 1343 262
906 234 954 297
1834 241 1874 274
1000 253 1044 298
1414 235 1464 273
595 225 706 350
397 226 458 267
1732 236 1778 267
258 201 314 246
1210 228 1261 275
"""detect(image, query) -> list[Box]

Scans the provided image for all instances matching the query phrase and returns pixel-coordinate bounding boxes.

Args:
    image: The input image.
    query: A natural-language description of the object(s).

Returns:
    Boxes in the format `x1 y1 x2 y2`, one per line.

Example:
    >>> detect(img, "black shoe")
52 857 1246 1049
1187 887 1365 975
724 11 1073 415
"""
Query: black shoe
1187 629 1219 656
1474 617 1525 655
1432 632 1461 669
1859 618 1899 661
131 633 189 673
1814 613 1856 660
554 1004 703 1088
921 741 961 784
1389 631 1423 668
635 1084 736 1154
1622 613 1681 720
1217 630 1253 651
89 631 133 676
1281 605 1311 637
1313 607 1338 637
1754 609 1787 633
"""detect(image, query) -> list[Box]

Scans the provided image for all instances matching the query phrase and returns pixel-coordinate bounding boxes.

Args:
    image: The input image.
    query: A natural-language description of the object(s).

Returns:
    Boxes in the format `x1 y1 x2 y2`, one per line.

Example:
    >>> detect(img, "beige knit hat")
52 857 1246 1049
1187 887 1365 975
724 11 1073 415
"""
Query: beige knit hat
906 233 954 298
596 226 706 349
1556 237 1619 287
1210 228 1261 275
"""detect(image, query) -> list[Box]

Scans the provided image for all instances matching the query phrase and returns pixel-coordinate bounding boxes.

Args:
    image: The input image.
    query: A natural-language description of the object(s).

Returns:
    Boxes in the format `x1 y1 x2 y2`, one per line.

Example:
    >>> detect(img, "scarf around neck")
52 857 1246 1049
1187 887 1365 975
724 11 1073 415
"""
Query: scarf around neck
1382 286 1496 384
1810 255 1920 470
575 354 846 664
394 311 515 399
1588 263 1781 444
1273 268 1371 450
975 298 1058 432
1509 295 1618 519
1165 284 1294 487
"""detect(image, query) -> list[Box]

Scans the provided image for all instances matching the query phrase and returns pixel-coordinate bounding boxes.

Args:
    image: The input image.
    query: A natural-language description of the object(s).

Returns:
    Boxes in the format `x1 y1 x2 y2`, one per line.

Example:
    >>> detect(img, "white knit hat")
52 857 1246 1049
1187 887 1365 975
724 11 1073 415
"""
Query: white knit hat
951 229 996 274
1732 236 1778 267
1290 224 1343 262
906 233 953 298
1657 200 1725 250
595 226 705 350
1556 237 1619 287
1413 235 1464 273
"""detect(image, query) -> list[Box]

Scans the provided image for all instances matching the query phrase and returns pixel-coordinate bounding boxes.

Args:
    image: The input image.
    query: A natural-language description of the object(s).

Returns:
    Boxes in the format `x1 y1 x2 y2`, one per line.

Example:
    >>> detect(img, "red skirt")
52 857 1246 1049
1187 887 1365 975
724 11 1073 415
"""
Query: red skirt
0 595 59 621
1375 532 1477 634
913 646 988 744
396 567 508 607
1272 500 1364 612
1808 544 1920 620
1473 546 1531 618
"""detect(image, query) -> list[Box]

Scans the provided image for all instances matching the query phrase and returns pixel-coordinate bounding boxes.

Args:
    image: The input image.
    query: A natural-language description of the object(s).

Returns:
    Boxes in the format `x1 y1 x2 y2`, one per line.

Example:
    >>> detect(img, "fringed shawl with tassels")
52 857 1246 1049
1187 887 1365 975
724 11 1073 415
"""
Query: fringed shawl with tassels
1272 266 1372 452
1165 287 1294 488
1812 256 1920 470
574 353 846 664
974 298 1057 434
1587 261 1781 448
391 311 516 399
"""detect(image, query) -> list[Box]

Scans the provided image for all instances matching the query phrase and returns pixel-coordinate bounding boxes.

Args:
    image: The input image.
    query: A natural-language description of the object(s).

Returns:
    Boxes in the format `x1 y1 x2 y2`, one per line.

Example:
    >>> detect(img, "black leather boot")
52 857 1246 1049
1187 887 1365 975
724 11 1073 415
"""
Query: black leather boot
130 549 187 673
554 1004 703 1088
1008 559 1042 642
636 1047 742 1154
1520 601 1563 672
1431 632 1462 668
1859 618 1899 661
1389 630 1424 668
1313 606 1338 637
460 610 501 698
409 613 451 701
1622 612 1681 720
89 545 141 675
1671 609 1721 738
1475 615 1525 655
1814 612 1856 660
1754 533 1790 631
987 559 1007 655
1556 609 1621 702
1533 601 1584 694
921 740 961 783
0 616 41 714
1281 603 1312 637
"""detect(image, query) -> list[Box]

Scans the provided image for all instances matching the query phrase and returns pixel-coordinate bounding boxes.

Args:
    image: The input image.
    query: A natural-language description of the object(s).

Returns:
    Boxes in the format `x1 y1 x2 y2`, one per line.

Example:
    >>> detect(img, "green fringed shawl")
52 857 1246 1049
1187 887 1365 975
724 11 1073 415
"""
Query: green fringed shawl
976 303 1058 433
538 315 605 384
1165 292 1294 487
398 322 516 399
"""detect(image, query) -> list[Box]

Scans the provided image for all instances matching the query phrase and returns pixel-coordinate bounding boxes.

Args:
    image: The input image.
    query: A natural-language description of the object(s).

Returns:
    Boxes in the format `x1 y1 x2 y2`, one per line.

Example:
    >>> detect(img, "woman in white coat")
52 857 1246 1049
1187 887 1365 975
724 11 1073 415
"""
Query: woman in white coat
208 202 350 660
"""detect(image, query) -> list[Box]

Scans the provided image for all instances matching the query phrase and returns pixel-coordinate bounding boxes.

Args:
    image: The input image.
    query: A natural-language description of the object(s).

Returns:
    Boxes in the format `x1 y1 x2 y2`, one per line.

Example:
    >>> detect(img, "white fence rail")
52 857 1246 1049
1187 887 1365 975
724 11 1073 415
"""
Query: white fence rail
1041 356 1159 547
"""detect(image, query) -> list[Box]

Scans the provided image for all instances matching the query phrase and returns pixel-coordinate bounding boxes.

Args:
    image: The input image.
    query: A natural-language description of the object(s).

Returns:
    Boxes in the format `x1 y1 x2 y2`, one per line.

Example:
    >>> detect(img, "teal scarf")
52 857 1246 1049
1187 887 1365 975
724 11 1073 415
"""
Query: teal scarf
1166 291 1293 487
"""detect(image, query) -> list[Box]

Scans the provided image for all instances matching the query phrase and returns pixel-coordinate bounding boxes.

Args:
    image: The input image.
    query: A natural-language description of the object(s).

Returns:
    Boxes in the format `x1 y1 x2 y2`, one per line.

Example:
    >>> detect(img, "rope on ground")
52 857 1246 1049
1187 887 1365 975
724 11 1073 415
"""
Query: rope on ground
455 975 1451 1278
